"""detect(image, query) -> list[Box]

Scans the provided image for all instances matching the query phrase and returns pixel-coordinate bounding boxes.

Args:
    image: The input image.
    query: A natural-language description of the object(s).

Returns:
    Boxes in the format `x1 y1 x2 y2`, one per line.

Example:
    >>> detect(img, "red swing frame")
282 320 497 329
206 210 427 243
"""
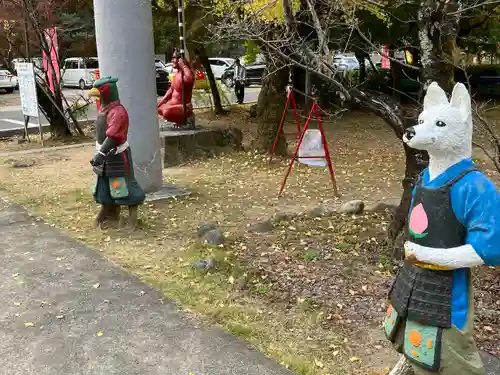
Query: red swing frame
269 88 302 162
277 99 340 198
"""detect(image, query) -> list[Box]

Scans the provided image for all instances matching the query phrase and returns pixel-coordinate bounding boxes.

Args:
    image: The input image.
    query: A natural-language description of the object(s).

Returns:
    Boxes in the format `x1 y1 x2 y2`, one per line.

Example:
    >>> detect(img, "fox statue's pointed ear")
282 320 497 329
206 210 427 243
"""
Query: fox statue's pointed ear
423 82 449 110
450 82 471 122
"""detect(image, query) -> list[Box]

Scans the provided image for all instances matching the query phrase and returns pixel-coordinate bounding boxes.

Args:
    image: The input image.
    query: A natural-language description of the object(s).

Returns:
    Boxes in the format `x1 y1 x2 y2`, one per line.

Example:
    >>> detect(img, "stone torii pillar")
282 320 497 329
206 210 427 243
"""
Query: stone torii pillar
93 0 162 193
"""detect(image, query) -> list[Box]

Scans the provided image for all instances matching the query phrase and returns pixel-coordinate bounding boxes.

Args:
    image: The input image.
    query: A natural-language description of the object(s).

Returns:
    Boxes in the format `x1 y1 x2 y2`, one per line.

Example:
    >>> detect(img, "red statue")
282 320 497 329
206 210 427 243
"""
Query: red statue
158 51 194 127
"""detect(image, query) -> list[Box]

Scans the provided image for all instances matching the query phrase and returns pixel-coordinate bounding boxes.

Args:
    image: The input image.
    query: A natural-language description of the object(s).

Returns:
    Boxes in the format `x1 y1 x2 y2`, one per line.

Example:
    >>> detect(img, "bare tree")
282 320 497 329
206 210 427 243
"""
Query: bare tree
1 0 85 138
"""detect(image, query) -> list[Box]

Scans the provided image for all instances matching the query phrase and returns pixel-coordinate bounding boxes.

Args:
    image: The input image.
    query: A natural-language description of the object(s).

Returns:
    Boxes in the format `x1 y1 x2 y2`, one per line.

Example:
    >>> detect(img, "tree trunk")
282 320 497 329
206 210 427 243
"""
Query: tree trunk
390 47 402 101
355 50 367 83
195 44 226 115
36 81 72 138
418 0 459 92
355 90 428 254
387 122 429 258
291 66 306 108
255 53 289 155
304 69 312 111
385 0 459 254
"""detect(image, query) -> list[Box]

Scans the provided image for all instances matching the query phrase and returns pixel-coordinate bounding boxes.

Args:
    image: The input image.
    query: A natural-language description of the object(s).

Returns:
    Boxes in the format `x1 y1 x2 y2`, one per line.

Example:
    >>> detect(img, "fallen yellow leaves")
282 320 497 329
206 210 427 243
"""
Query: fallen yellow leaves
368 368 391 375
314 358 324 368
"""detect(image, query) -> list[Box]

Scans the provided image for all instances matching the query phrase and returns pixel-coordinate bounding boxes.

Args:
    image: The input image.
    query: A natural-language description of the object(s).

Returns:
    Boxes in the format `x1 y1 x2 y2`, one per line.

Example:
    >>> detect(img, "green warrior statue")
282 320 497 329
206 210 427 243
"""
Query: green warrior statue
88 76 145 228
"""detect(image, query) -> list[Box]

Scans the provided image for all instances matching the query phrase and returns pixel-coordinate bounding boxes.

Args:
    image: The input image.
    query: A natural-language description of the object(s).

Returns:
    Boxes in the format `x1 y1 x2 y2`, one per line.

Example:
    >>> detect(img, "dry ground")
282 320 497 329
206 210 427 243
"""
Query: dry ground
0 122 94 154
0 107 498 375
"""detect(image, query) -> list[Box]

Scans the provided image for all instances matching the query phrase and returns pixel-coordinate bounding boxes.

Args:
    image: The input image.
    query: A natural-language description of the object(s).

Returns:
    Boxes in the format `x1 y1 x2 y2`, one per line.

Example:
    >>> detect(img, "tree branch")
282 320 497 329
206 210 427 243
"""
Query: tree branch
281 0 294 31
255 35 353 100
448 0 500 15
305 0 333 66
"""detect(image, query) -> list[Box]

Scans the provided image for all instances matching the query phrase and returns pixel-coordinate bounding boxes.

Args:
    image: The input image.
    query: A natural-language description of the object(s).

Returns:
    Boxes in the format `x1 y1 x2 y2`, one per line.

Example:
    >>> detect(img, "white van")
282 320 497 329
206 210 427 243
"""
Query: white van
61 57 98 89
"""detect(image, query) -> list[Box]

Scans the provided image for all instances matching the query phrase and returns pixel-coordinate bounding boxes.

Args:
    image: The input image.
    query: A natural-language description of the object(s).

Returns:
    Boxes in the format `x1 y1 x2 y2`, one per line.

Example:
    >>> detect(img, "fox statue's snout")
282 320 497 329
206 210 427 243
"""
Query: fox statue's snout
404 127 416 142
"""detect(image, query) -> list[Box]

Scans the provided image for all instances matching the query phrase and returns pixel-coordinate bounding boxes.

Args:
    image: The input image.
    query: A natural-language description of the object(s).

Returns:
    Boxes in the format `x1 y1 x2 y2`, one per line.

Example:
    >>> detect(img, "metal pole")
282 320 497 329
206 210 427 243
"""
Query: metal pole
22 12 30 141
93 0 162 192
177 0 187 127
23 11 30 59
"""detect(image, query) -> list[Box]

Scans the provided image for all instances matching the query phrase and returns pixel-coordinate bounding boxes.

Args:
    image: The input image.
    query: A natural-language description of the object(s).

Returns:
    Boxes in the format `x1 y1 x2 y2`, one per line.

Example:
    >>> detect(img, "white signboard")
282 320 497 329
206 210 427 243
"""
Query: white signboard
17 62 39 118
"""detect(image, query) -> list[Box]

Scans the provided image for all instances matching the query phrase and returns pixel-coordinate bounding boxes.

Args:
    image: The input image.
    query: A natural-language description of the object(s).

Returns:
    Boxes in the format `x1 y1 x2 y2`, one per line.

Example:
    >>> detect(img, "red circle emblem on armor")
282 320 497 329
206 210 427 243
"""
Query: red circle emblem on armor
409 330 422 347
386 304 393 317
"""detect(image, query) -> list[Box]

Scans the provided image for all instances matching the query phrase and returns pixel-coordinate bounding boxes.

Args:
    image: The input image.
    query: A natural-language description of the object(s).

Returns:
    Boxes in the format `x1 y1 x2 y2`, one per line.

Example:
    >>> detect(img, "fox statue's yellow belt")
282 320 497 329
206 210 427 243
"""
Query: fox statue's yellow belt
413 262 453 271
404 244 454 271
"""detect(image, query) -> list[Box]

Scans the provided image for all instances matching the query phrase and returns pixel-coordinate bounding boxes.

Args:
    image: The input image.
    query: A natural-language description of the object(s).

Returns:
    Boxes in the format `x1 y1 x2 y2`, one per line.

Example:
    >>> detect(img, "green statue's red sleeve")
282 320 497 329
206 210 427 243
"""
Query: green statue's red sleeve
106 104 129 144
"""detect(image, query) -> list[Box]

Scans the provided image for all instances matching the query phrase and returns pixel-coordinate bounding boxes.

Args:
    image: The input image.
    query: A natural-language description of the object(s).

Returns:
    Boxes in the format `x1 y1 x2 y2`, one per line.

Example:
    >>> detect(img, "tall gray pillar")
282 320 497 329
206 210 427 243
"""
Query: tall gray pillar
93 0 162 193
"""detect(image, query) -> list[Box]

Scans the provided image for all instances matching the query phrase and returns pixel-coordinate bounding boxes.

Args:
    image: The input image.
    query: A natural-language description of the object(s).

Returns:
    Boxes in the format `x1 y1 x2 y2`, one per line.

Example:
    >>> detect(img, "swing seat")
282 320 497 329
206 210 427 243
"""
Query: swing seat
297 129 327 167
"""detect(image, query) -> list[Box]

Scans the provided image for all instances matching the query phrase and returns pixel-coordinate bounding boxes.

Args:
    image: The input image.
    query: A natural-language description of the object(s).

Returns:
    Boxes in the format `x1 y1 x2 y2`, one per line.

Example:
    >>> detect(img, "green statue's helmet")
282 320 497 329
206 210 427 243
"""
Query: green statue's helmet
88 76 119 106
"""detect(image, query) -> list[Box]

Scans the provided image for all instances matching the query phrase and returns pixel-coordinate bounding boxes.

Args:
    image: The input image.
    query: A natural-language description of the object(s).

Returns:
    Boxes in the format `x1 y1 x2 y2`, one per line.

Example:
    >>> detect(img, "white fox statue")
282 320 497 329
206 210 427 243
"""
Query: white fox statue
384 82 500 375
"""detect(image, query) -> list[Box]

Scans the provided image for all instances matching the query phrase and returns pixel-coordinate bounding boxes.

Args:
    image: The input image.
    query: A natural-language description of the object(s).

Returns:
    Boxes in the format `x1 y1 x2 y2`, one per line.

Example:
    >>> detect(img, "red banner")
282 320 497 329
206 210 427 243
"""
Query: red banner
381 44 390 69
42 27 60 92
95 68 101 111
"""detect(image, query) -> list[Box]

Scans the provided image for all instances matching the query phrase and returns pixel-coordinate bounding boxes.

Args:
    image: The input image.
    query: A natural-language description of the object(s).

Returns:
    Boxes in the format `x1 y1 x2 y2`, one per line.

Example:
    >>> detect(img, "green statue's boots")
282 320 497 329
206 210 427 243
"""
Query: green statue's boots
128 205 139 229
95 204 121 228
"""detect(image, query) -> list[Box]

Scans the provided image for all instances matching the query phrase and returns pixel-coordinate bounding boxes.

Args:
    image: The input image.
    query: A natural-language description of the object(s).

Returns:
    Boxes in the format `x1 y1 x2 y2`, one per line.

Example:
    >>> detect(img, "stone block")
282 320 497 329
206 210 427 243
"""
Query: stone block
250 219 274 233
145 184 191 202
161 127 243 167
339 200 365 214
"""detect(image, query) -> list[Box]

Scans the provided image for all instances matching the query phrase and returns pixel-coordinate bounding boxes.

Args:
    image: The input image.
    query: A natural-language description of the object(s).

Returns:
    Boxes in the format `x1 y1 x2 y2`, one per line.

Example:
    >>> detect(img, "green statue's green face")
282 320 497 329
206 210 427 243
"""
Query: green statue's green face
87 76 119 106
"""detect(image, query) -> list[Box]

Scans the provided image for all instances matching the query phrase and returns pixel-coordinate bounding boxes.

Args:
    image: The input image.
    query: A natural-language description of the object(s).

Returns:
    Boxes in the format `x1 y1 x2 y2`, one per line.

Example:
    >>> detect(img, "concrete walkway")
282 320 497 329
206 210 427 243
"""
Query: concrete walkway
0 199 293 375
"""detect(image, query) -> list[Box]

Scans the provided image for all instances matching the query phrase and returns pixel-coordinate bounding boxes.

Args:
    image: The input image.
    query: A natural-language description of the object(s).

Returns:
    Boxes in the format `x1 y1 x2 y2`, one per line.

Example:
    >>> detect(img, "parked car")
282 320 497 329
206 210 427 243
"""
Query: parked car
61 57 98 89
221 63 266 87
367 64 500 99
0 69 17 93
208 57 235 79
155 59 171 96
11 57 43 76
11 73 18 89
333 55 360 71
163 62 174 74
